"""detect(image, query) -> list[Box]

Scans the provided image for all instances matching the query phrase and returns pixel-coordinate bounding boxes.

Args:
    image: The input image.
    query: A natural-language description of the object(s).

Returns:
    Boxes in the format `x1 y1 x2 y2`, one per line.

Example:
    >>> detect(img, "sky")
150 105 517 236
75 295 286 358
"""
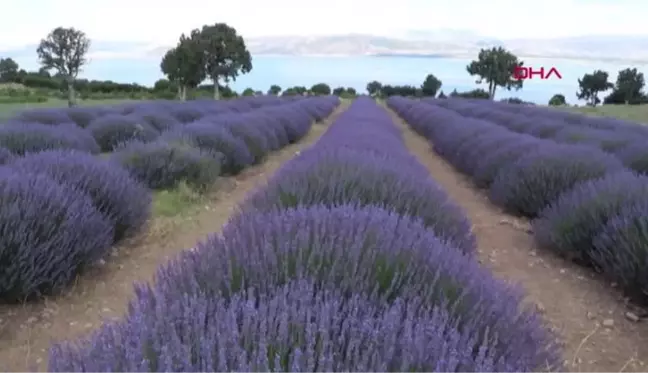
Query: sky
1 0 647 51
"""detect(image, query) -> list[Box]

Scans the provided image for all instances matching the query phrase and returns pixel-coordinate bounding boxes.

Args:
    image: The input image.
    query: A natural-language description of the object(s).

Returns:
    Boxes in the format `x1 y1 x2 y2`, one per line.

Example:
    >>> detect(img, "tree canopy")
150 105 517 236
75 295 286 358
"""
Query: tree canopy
576 70 613 106
466 47 523 99
310 83 331 95
0 58 19 83
548 94 567 106
267 84 282 95
421 73 442 97
36 27 90 107
602 67 646 105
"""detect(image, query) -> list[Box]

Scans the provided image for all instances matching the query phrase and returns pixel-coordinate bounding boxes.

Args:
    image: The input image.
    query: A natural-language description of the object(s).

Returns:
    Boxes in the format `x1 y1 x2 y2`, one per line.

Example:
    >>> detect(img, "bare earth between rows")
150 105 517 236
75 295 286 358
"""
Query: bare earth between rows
386 107 648 372
0 103 349 372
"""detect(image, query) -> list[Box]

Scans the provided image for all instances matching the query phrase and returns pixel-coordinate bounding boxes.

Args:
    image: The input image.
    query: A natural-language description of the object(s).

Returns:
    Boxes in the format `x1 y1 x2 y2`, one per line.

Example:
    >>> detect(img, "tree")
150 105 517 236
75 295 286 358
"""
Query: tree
310 83 331 95
466 47 523 99
332 86 345 96
612 68 645 104
577 70 613 106
242 87 255 96
438 90 447 99
421 73 442 97
450 88 490 99
548 94 566 106
36 27 90 107
0 58 19 82
366 80 382 96
160 34 205 101
346 87 357 96
196 23 252 100
268 84 281 95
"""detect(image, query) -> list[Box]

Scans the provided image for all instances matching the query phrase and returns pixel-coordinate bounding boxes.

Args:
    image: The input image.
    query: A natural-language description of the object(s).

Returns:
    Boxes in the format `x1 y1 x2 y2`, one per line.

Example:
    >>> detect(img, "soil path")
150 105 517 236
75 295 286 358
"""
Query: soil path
387 107 648 372
0 103 348 372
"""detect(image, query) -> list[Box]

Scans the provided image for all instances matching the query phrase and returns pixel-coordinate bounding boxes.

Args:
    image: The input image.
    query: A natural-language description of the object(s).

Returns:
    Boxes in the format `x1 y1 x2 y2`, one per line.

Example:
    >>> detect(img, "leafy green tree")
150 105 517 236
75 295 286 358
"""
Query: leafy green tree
195 23 252 100
466 47 523 99
160 33 205 101
577 70 613 106
346 87 357 96
0 58 19 82
612 67 644 104
366 80 382 96
36 27 90 107
242 87 255 96
268 84 281 95
282 88 297 96
438 90 447 99
332 86 345 96
310 83 331 95
421 73 442 97
548 94 566 106
450 88 490 99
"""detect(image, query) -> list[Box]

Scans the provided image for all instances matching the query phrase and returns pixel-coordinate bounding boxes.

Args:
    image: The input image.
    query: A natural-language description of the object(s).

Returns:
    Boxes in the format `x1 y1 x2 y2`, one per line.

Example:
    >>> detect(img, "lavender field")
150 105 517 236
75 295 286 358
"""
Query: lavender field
1 95 648 371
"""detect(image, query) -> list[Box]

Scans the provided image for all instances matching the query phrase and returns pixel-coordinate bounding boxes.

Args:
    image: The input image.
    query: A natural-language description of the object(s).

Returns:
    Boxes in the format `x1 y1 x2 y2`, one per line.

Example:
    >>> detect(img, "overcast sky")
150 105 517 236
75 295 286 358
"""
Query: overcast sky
1 0 646 50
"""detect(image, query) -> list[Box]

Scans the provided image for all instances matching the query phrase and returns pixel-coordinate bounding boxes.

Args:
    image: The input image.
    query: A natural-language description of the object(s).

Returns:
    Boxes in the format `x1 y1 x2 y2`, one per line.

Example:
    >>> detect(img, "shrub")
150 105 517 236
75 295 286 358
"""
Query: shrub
13 108 71 125
65 107 99 128
533 171 648 263
162 123 254 175
87 114 159 152
50 205 560 371
129 111 181 132
10 150 151 243
472 138 546 189
111 141 222 190
0 122 100 155
0 147 13 164
591 202 648 302
616 142 648 175
242 148 476 254
222 122 270 163
50 278 541 372
0 169 113 301
489 145 623 217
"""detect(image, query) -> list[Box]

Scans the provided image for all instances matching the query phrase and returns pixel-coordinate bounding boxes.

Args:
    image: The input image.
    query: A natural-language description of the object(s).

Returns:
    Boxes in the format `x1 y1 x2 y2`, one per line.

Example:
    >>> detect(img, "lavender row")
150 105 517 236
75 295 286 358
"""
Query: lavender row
430 98 648 176
48 98 561 372
389 96 648 305
0 96 327 158
0 97 339 303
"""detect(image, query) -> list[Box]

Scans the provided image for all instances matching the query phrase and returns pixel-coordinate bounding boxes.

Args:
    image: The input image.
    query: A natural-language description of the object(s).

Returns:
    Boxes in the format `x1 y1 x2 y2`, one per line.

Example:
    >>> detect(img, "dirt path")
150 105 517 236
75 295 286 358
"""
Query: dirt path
387 107 648 372
0 103 348 372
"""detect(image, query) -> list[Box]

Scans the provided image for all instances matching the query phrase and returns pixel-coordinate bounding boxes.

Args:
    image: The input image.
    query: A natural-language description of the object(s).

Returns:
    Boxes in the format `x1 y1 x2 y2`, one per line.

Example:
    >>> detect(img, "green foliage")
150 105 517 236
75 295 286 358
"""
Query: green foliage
421 74 442 97
366 80 382 96
576 70 613 106
310 83 331 95
603 68 646 105
267 84 281 95
466 47 523 99
194 23 253 99
160 35 206 100
548 94 567 106
0 58 19 83
242 88 255 96
332 87 345 96
450 89 490 99
36 27 91 107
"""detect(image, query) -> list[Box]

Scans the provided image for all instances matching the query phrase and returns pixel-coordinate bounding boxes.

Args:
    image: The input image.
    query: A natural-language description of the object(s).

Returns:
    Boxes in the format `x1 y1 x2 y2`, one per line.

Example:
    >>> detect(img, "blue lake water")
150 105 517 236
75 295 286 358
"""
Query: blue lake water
78 55 648 105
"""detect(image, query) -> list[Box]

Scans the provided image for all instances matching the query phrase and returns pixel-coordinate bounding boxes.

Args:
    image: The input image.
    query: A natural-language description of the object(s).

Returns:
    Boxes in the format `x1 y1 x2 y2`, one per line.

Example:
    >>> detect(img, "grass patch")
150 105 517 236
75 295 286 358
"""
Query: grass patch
152 182 206 218
561 104 648 124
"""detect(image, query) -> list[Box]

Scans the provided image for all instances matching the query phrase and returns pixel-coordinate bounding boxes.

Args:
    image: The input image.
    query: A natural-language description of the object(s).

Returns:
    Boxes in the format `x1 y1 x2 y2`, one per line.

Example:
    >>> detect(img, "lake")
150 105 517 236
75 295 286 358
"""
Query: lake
80 55 648 105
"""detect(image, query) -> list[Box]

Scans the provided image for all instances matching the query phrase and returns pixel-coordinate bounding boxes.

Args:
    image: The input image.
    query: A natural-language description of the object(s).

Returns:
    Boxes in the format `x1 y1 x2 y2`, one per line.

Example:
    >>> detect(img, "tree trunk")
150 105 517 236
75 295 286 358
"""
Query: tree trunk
213 79 220 100
176 84 182 100
180 85 187 101
67 79 76 107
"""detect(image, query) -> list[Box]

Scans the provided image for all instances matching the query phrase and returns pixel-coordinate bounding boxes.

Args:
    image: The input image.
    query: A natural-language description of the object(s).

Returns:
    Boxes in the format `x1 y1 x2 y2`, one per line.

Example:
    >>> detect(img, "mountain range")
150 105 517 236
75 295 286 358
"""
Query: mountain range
4 30 648 64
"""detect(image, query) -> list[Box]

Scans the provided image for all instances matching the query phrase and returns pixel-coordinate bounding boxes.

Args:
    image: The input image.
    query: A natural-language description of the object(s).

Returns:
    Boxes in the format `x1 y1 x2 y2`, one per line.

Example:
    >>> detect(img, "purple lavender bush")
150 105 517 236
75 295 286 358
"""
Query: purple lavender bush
161 123 254 175
111 140 222 190
489 145 623 217
87 114 159 152
0 147 13 164
49 277 553 372
242 148 476 254
533 171 648 264
101 206 558 372
0 122 100 155
591 202 648 303
9 150 151 243
64 107 100 128
12 108 71 125
0 169 113 302
472 138 547 189
129 110 182 133
616 141 648 175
